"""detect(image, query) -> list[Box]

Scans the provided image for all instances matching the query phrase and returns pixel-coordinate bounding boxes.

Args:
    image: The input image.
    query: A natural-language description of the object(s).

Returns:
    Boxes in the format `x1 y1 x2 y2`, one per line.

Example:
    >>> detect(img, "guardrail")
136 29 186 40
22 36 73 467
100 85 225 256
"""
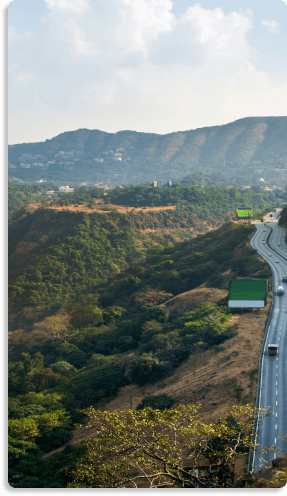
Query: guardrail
246 224 274 474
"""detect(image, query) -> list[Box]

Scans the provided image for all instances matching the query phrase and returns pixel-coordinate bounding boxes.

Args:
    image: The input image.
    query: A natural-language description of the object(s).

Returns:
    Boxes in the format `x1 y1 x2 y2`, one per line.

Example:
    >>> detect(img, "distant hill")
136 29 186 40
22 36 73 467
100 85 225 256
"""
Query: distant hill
8 116 287 186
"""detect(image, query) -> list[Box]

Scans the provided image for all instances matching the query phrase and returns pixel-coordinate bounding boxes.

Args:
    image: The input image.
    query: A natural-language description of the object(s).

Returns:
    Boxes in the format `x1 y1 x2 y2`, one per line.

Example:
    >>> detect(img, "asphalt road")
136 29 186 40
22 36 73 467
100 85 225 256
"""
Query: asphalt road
250 210 287 471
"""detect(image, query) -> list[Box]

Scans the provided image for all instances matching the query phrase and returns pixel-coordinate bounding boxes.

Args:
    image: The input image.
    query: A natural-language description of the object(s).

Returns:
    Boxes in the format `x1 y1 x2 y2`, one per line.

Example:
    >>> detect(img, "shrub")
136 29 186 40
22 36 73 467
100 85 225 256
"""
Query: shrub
11 476 42 488
130 353 172 385
211 345 224 352
136 393 177 411
87 354 116 367
36 427 72 452
50 361 77 378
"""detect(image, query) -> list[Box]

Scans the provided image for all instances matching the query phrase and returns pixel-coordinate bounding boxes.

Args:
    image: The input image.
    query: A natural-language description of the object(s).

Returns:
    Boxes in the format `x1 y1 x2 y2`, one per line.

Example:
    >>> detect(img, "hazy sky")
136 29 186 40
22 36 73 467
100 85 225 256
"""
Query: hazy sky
8 0 287 144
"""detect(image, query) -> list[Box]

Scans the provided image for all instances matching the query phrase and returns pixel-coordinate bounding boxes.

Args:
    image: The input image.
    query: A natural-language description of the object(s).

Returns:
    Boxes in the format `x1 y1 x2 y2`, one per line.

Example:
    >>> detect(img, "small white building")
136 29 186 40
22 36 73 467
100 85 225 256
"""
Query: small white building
59 185 74 193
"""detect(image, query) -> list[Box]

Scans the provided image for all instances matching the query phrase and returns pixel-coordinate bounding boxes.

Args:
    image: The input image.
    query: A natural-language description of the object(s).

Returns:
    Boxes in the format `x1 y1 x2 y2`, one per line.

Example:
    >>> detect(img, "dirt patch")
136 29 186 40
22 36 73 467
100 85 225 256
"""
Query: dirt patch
163 286 227 314
43 204 177 215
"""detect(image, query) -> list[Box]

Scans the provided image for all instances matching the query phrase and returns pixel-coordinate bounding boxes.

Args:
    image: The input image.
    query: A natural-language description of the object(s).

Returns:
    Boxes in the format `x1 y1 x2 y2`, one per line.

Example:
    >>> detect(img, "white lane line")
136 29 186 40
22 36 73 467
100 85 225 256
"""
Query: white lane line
276 391 278 395
276 425 278 430
276 381 278 385
275 438 277 443
276 413 278 417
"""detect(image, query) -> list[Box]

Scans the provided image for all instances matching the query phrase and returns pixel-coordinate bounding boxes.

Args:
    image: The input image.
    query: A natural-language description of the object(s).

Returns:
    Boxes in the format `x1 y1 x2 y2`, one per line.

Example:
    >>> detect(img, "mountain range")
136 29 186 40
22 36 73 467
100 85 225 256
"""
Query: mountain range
8 116 287 186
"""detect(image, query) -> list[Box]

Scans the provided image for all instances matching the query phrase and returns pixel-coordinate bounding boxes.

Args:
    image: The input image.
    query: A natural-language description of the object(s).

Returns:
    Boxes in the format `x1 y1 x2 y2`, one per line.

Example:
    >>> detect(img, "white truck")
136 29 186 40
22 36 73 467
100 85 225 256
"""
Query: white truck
277 286 285 296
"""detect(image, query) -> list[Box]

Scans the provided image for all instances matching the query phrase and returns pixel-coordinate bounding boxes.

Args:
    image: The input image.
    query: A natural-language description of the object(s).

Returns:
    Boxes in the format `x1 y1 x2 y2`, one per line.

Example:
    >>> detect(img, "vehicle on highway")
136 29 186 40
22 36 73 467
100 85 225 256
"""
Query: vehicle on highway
262 241 266 243
263 230 266 232
269 254 272 256
283 275 287 282
276 260 279 263
278 243 281 246
277 286 285 295
268 344 278 355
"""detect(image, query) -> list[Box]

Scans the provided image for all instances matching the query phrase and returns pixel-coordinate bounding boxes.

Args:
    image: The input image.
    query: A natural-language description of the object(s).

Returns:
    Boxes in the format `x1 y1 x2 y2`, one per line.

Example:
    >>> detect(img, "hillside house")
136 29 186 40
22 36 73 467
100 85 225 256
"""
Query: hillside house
59 185 74 193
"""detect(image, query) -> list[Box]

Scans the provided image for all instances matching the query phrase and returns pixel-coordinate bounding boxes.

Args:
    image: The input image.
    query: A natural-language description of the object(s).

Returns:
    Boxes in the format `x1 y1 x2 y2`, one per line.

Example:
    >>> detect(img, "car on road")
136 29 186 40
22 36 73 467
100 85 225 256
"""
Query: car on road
278 243 281 246
262 241 266 243
269 254 272 256
276 260 279 263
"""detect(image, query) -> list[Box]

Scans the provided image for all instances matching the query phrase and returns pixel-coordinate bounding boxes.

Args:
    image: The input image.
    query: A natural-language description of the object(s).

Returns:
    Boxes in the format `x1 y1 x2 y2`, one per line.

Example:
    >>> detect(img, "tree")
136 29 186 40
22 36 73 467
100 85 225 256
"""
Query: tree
133 289 173 307
67 404 270 488
136 394 177 411
50 361 77 378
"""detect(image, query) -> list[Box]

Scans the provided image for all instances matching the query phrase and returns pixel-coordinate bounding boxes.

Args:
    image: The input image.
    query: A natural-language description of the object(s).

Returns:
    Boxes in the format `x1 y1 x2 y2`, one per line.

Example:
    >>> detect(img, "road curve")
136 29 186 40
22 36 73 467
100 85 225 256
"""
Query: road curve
250 211 287 472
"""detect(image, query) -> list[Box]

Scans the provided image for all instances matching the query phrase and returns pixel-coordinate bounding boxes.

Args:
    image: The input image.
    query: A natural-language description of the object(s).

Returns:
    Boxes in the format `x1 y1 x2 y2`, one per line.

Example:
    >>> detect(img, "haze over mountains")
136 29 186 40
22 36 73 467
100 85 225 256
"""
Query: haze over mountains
8 117 287 187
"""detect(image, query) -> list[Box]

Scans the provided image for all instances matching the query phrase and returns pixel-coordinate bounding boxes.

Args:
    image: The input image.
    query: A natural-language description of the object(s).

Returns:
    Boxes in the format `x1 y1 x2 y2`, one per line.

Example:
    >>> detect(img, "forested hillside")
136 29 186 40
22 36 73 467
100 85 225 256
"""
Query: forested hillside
8 116 287 186
9 208 274 487
9 180 278 325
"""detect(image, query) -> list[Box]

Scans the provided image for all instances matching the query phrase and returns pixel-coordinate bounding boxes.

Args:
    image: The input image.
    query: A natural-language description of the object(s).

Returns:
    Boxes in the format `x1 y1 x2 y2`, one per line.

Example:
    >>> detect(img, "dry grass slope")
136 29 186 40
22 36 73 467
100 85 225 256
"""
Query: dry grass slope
44 287 271 477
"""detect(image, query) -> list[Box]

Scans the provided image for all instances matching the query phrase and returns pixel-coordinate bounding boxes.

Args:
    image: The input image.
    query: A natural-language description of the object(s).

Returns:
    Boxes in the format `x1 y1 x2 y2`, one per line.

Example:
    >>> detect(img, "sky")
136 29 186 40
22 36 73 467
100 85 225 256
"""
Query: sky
6 0 287 144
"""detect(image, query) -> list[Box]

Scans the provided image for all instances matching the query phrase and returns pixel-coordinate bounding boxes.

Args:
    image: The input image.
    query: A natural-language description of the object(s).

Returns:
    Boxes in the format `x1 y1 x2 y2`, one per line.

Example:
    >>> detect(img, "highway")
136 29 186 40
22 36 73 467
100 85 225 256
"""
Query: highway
250 210 287 472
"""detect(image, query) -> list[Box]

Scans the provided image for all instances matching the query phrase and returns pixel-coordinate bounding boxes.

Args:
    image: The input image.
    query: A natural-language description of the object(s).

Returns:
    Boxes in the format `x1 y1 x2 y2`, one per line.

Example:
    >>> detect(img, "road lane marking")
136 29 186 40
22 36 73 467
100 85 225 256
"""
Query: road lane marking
276 401 278 405
276 413 277 417
275 425 277 430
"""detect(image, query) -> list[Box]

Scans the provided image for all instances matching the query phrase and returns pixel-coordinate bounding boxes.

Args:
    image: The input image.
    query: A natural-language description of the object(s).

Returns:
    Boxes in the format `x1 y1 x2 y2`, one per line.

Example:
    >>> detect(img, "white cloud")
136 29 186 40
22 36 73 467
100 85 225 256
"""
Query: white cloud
13 73 35 85
69 77 119 105
179 4 252 63
59 17 97 56
8 25 33 43
44 0 90 15
261 20 281 34
8 0 287 144
113 0 175 56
